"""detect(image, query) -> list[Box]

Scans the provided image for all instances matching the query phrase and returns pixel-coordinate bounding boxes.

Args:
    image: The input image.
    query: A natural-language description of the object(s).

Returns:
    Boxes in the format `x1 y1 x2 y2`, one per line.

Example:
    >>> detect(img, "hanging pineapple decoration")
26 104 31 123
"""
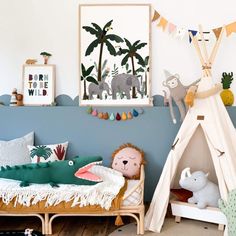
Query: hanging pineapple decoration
220 72 234 106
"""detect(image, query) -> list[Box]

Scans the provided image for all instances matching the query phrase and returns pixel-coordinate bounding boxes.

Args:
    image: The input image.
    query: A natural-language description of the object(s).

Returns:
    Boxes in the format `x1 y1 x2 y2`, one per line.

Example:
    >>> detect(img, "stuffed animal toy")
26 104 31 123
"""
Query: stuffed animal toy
10 89 24 106
185 85 198 107
162 70 200 123
24 228 34 236
25 59 37 65
0 156 103 187
16 93 24 106
10 88 17 106
179 167 220 209
111 143 145 179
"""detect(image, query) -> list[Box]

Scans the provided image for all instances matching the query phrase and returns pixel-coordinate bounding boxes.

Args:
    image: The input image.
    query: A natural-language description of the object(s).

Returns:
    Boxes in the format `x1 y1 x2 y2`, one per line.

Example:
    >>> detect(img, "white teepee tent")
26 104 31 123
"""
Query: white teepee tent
145 26 236 233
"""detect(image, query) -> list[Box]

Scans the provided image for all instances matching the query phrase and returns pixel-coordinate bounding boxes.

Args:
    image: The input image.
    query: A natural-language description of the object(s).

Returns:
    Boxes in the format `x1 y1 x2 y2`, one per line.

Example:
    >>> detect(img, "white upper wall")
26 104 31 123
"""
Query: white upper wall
1 0 236 101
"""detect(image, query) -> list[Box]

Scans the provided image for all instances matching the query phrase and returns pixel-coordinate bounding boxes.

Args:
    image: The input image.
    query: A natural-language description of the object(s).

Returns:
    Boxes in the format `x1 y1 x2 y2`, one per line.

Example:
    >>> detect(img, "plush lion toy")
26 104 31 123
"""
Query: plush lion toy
111 143 145 179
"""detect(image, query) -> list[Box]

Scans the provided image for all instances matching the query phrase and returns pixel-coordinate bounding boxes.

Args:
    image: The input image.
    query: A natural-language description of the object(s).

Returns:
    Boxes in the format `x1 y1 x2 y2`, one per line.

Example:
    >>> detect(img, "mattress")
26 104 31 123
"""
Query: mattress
122 180 142 206
0 179 142 213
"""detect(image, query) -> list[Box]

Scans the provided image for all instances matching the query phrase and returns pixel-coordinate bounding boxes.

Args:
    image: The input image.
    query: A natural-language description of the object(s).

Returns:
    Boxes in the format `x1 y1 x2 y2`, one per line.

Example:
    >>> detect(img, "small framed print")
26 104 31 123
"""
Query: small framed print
22 64 55 106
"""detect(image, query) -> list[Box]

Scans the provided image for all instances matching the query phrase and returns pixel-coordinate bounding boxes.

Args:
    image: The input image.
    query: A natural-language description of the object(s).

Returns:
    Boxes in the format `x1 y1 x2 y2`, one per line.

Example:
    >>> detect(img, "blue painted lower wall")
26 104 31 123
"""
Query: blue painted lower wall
0 106 236 201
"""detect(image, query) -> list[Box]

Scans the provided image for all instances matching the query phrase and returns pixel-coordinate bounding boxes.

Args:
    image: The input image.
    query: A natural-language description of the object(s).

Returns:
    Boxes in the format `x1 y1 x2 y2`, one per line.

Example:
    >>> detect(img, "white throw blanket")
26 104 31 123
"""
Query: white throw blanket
0 165 125 210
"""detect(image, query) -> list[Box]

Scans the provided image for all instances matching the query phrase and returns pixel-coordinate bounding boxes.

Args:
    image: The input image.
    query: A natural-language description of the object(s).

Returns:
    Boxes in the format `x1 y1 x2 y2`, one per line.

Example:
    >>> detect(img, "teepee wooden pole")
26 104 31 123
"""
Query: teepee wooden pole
209 26 225 65
199 25 209 62
198 25 211 76
189 31 207 76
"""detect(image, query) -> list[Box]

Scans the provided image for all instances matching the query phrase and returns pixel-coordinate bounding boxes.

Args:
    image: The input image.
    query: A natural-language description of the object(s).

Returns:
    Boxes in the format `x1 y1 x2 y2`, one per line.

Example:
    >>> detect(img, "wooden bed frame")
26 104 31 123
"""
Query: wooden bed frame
0 165 145 235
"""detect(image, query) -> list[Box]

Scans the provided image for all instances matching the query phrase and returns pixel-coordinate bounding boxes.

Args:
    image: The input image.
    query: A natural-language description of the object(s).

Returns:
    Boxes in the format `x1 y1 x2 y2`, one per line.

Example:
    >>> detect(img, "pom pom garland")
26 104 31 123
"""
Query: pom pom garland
87 107 144 122
109 113 115 121
92 109 98 116
127 112 133 120
98 112 103 119
133 109 139 117
121 112 127 121
103 112 109 120
116 113 121 121
87 106 93 114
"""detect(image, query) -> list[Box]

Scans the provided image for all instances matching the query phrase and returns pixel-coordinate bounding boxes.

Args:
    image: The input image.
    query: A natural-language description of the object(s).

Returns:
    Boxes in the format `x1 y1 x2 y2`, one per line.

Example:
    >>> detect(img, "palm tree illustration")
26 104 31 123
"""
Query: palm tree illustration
137 56 149 96
81 64 98 100
30 146 52 163
93 59 110 81
82 20 123 82
117 39 147 98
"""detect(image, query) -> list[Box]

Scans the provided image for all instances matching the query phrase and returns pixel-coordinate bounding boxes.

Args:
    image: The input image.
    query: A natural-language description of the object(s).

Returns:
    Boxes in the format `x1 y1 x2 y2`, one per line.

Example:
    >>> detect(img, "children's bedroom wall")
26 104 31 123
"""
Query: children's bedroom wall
1 0 236 201
1 0 236 98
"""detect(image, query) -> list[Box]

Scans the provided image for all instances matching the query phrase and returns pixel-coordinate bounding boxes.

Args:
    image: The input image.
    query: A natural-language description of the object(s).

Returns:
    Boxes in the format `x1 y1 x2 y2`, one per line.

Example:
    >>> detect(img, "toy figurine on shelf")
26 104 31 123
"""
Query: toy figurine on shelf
10 88 24 106
16 94 24 106
10 88 17 106
40 52 52 65
220 72 234 106
25 59 37 65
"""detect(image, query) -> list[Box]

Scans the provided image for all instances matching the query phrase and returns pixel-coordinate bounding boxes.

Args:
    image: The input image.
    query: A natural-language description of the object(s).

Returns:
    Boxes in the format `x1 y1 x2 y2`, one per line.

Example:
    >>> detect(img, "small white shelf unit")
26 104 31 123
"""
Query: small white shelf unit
170 199 227 231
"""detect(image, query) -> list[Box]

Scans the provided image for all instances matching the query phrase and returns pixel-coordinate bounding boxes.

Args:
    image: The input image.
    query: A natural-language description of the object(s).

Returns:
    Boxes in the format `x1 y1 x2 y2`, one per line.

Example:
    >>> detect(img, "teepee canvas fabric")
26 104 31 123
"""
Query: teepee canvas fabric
145 76 236 233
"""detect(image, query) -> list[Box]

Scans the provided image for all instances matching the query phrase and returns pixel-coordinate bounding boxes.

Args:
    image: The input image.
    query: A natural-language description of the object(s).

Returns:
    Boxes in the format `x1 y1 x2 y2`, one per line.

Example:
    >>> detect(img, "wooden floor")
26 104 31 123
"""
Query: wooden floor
0 216 121 236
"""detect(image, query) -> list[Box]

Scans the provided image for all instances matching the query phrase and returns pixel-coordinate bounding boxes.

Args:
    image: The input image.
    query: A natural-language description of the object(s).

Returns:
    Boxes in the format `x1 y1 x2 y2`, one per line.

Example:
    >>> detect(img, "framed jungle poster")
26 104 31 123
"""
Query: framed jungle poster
79 4 152 106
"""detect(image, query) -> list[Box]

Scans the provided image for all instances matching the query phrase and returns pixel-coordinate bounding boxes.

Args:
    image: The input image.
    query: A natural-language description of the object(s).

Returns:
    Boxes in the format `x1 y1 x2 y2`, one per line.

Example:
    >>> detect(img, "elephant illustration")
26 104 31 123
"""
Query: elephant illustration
111 73 142 99
88 81 112 100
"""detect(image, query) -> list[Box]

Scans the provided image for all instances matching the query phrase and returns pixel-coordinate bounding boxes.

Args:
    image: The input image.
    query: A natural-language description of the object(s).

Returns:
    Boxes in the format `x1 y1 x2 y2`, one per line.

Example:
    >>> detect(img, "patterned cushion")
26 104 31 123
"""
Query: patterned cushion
0 132 34 167
28 142 68 163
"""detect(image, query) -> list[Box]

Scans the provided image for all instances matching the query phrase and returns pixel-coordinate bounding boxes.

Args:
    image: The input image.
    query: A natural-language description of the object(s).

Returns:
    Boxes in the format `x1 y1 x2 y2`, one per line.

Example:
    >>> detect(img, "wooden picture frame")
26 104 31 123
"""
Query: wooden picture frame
79 4 152 106
22 64 55 106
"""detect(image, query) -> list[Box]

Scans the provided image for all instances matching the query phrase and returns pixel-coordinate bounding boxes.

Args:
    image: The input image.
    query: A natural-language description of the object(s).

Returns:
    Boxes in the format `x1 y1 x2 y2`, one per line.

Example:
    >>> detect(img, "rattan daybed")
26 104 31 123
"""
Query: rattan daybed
0 165 145 235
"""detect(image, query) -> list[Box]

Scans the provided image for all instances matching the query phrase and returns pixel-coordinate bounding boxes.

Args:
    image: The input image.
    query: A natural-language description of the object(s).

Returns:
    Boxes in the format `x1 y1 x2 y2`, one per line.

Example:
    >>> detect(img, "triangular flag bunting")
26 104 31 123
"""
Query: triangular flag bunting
175 27 187 39
152 10 160 22
151 8 236 40
213 27 222 39
188 30 198 43
168 22 176 34
226 22 236 36
157 17 168 31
